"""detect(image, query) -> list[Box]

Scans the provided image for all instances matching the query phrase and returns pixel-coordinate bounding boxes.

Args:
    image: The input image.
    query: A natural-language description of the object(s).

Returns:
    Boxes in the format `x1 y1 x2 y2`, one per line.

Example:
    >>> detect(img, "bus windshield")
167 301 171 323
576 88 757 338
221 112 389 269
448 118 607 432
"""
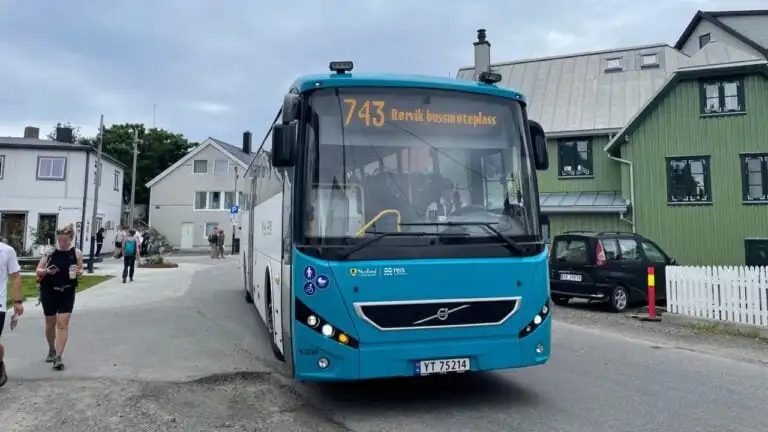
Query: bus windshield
301 86 542 258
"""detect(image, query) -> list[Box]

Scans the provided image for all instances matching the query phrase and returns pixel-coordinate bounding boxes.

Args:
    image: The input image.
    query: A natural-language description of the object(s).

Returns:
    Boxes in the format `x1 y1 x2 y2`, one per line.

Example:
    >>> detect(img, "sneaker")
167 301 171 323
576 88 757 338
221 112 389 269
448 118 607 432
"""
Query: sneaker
0 362 7 387
122 278 126 283
45 350 56 363
52 356 65 370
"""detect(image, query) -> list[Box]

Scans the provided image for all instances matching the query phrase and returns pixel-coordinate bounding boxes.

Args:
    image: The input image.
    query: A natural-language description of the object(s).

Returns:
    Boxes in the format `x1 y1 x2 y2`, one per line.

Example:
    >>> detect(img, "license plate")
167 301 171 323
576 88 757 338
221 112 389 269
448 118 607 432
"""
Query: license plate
560 273 582 282
416 358 470 376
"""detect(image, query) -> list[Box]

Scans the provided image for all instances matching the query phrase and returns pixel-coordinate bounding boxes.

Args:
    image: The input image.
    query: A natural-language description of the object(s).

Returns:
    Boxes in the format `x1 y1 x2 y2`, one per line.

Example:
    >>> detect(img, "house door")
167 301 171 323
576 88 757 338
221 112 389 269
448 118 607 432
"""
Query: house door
180 223 194 249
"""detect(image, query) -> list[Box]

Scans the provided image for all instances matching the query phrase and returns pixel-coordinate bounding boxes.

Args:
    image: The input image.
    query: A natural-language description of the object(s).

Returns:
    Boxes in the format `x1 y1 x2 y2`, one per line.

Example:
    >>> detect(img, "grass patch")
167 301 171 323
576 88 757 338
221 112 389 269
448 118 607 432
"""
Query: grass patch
7 275 113 307
684 322 766 341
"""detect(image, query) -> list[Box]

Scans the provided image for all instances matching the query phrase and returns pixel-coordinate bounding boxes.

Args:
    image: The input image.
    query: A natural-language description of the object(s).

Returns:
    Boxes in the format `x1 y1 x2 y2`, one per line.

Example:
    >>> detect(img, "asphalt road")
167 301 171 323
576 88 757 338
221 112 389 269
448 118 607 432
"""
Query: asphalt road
3 256 767 431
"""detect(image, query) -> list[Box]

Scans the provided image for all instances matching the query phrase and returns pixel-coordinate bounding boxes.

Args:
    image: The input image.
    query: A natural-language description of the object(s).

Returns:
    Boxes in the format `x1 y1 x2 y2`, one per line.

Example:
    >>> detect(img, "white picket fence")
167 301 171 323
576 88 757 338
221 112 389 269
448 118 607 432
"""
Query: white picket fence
666 266 768 328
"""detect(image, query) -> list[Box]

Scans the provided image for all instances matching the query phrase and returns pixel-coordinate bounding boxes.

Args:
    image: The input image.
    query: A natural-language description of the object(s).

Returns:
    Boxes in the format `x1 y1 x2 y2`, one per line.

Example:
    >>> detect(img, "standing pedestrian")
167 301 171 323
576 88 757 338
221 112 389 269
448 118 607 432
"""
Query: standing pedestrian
217 228 226 259
0 239 24 386
208 229 219 259
35 224 83 370
114 227 126 258
95 227 105 256
121 229 140 283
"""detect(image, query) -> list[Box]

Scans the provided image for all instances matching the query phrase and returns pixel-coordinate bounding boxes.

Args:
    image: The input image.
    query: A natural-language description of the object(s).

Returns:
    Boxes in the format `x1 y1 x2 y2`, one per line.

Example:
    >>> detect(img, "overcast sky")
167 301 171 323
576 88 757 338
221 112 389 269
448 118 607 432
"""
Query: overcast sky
1 0 766 145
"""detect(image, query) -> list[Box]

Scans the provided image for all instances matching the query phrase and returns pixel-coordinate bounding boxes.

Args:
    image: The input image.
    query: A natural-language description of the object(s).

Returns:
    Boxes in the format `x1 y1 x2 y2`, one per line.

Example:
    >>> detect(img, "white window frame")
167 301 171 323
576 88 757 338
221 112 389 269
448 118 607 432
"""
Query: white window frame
193 159 208 174
0 155 4 179
604 57 622 71
113 170 120 191
213 159 229 174
193 190 236 211
37 156 67 180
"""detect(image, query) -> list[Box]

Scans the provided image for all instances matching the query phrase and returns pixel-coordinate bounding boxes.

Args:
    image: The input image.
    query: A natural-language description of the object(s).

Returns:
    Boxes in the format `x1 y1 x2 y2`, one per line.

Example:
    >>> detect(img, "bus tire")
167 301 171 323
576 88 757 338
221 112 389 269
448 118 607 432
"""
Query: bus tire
265 273 286 362
245 288 254 304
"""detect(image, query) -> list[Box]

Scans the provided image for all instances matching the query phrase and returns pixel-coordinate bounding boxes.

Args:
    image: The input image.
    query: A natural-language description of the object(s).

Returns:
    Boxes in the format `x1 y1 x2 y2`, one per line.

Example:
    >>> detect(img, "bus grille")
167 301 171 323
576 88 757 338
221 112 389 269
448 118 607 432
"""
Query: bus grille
354 298 520 331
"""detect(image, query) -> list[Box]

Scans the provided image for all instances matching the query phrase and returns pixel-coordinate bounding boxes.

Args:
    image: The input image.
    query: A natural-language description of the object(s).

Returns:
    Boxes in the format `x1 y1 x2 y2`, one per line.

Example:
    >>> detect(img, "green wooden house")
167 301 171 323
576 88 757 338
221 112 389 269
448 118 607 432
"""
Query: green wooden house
457 10 768 266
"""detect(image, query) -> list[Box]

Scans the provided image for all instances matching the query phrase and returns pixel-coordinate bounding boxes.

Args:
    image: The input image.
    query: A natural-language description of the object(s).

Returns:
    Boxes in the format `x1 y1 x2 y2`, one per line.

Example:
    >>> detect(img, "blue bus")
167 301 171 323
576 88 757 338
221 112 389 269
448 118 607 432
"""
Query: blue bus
240 61 551 381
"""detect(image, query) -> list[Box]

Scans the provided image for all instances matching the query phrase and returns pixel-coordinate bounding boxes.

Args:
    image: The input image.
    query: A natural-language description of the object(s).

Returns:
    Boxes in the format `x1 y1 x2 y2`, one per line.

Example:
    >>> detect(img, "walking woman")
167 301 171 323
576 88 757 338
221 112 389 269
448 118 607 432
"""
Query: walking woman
35 224 83 370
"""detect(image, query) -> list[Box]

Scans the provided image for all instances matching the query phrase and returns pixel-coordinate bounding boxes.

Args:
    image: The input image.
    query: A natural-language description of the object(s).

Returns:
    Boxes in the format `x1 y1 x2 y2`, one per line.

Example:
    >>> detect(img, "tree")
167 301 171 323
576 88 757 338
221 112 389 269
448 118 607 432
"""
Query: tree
46 121 83 142
89 123 197 205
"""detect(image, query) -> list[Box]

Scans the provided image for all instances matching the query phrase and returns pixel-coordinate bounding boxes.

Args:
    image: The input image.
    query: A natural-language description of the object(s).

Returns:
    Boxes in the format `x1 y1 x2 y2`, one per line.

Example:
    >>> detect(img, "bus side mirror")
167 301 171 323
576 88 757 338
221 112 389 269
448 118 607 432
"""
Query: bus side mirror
528 120 549 171
271 122 297 168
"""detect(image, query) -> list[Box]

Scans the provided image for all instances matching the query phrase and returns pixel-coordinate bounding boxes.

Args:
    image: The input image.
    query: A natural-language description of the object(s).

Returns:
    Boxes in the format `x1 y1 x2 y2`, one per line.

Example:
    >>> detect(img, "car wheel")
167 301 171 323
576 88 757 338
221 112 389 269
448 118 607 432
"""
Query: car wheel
609 286 629 313
552 296 571 306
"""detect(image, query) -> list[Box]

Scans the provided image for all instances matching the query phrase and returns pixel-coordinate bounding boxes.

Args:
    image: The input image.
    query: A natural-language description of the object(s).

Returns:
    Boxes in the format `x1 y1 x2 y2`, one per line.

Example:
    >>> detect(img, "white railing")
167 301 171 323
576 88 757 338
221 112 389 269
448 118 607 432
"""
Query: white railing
667 266 768 328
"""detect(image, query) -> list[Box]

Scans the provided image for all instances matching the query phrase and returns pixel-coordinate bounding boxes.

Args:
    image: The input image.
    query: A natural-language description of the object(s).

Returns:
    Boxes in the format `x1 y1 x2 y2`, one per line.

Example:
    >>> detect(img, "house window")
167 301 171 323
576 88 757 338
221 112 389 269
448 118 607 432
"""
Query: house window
741 153 768 202
699 33 711 49
224 191 235 209
213 159 229 174
205 223 218 236
210 191 221 209
640 53 659 68
604 57 622 72
193 159 208 174
745 239 768 266
666 156 711 203
194 191 208 209
700 78 745 114
113 170 120 191
37 157 66 180
0 155 4 179
558 140 592 177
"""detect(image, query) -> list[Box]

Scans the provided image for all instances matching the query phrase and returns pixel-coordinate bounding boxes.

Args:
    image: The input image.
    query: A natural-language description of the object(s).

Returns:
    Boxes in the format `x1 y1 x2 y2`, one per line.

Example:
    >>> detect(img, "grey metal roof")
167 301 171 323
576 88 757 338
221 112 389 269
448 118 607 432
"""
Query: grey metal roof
0 136 127 168
209 138 256 164
682 40 761 68
674 10 768 58
539 191 629 214
457 44 688 136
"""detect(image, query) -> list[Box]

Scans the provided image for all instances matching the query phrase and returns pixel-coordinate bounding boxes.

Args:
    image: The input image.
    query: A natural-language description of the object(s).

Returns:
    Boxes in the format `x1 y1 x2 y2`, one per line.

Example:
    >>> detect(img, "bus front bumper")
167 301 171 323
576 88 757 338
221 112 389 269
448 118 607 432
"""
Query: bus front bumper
293 318 551 382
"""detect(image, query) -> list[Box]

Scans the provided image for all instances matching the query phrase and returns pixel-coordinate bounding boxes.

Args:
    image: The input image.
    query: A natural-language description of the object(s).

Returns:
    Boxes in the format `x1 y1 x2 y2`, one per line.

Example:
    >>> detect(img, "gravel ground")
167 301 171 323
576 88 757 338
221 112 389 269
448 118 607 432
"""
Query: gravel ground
0 373 348 432
553 299 768 366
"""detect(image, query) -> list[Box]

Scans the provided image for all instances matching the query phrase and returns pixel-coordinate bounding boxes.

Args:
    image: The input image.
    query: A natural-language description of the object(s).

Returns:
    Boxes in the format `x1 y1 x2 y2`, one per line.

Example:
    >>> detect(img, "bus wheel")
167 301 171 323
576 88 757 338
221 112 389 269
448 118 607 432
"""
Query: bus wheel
265 280 286 362
245 288 254 304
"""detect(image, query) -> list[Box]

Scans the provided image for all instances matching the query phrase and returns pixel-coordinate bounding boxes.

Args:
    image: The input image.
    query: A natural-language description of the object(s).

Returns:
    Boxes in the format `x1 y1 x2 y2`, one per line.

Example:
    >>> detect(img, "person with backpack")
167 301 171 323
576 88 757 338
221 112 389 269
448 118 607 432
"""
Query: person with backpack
122 229 140 283
208 229 219 259
34 224 83 370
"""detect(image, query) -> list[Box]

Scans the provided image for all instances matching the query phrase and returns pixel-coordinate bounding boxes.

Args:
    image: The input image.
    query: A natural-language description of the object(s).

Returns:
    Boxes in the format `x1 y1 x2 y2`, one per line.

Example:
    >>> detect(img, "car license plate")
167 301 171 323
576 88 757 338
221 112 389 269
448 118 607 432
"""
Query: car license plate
416 358 470 376
560 273 582 282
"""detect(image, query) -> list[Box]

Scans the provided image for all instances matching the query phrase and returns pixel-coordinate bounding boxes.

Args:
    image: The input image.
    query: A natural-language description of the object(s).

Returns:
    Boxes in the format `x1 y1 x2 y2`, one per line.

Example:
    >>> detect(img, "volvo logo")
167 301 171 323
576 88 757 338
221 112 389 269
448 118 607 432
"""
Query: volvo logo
412 304 471 325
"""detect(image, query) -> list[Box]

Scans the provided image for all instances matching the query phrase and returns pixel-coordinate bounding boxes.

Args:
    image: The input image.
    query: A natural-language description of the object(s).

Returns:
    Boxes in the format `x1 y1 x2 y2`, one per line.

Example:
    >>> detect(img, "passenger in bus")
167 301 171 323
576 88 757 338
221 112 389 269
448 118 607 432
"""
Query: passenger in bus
424 178 460 221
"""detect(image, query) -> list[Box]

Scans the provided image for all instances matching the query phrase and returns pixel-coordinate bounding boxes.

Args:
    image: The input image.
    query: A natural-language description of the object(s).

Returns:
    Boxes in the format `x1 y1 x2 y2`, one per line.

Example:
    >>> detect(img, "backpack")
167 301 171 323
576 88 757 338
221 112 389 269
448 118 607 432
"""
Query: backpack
124 239 136 256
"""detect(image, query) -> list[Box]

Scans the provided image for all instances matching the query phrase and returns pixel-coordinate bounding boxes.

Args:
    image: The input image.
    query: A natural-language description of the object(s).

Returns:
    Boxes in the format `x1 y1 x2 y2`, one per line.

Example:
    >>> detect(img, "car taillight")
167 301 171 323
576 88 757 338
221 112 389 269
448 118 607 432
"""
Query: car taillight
595 241 606 266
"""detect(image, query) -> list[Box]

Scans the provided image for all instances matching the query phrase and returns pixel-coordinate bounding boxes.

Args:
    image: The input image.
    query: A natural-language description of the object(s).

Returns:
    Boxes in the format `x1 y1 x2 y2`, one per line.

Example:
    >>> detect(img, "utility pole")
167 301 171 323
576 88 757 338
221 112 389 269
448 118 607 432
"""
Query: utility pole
87 115 104 273
128 129 139 227
231 166 238 255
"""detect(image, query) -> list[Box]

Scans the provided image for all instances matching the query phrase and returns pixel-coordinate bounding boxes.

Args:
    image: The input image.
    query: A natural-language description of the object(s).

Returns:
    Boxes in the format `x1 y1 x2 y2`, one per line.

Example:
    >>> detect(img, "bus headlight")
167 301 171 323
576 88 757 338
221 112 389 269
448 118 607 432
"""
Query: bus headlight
321 324 335 337
518 298 551 339
307 315 319 328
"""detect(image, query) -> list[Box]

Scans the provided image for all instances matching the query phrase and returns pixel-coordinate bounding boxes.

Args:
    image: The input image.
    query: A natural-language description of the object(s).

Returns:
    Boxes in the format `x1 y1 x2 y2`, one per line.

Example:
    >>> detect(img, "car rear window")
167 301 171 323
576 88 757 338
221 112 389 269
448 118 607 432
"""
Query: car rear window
553 239 589 264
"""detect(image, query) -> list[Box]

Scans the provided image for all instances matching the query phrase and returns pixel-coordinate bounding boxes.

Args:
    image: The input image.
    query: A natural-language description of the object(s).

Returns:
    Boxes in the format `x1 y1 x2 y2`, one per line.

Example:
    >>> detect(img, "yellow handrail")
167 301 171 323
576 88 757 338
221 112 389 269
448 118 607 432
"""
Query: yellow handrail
355 209 401 237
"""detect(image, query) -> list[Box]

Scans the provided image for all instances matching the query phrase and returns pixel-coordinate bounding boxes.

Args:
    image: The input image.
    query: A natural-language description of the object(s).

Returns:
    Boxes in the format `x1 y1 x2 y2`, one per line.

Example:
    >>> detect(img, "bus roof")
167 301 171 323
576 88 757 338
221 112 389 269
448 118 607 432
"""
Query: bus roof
290 72 526 103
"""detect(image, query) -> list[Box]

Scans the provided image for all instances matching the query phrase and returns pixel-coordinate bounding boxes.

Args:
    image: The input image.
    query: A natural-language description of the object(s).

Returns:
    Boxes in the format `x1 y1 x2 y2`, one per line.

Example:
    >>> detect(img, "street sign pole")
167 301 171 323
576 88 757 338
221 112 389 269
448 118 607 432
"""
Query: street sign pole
87 115 104 274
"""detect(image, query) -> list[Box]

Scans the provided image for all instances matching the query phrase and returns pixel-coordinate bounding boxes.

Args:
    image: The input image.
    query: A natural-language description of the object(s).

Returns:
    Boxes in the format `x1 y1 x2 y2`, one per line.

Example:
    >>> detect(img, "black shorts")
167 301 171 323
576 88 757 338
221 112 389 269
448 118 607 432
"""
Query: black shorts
0 312 5 337
40 288 76 316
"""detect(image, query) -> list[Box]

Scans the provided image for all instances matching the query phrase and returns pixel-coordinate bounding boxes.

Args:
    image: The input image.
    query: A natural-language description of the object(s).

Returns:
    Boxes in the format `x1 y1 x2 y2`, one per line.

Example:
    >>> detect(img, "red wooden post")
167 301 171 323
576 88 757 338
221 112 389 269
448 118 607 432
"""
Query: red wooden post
647 266 656 320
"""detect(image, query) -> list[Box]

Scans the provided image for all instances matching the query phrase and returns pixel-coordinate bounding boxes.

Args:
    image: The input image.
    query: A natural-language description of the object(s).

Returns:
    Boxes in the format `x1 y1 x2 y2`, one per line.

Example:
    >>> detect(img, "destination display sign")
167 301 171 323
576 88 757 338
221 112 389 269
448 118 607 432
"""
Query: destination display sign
342 98 498 129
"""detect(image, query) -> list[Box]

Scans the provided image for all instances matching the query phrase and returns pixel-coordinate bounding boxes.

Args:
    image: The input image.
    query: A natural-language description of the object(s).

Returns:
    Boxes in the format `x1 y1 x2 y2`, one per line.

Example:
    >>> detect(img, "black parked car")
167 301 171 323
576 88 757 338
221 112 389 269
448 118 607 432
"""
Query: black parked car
549 231 677 312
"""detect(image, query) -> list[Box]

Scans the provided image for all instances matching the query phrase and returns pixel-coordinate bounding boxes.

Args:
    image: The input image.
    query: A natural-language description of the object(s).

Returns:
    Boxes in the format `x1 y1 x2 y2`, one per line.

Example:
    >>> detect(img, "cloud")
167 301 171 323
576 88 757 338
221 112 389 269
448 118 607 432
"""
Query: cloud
1 0 767 143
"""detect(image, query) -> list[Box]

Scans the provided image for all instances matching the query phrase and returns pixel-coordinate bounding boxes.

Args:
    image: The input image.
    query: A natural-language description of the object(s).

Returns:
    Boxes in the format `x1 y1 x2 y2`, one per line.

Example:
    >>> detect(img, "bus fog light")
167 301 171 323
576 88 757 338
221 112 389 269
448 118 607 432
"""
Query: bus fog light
318 357 329 369
321 324 335 337
542 305 549 314
307 315 319 327
533 314 542 325
535 343 545 355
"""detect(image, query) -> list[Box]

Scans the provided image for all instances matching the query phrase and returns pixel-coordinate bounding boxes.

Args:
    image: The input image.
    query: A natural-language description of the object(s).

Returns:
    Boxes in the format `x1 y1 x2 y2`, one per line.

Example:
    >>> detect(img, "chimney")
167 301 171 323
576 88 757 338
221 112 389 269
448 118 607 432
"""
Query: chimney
55 127 74 143
473 29 491 80
242 130 252 154
23 126 40 139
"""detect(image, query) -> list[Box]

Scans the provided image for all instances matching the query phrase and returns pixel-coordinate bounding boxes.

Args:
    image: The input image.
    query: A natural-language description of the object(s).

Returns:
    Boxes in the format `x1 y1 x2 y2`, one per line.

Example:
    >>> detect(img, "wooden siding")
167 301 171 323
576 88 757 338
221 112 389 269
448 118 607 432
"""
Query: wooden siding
548 214 626 238
623 73 768 266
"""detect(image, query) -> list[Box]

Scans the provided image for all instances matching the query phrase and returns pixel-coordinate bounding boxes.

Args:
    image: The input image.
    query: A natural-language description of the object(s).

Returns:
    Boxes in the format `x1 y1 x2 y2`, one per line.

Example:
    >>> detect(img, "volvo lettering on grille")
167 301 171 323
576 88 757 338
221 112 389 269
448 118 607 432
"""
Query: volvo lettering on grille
413 304 471 325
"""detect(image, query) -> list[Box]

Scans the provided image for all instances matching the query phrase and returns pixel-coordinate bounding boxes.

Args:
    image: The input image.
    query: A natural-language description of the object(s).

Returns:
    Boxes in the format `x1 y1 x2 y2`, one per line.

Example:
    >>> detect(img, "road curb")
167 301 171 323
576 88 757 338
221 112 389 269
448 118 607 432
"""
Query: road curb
661 312 768 340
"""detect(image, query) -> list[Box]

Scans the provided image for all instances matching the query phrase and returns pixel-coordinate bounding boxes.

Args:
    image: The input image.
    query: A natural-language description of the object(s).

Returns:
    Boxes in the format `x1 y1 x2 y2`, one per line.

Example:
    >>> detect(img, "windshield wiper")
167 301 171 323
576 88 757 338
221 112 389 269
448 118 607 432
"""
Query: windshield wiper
336 231 467 260
399 221 526 254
